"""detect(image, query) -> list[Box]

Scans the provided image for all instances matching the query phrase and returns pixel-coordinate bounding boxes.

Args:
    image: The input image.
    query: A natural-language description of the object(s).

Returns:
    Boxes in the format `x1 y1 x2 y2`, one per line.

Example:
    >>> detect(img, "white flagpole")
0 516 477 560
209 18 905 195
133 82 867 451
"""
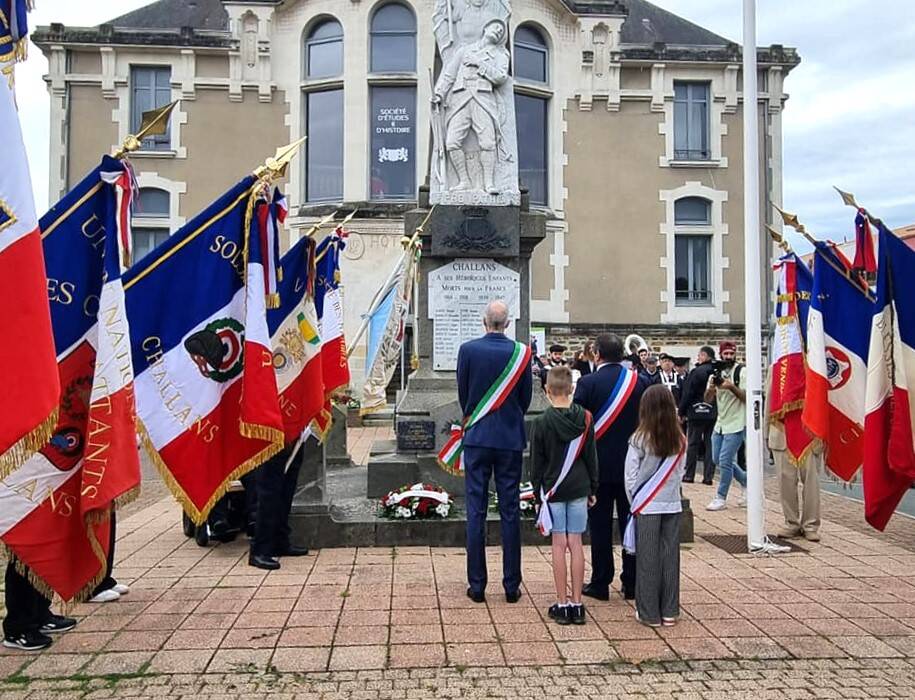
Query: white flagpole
743 0 767 550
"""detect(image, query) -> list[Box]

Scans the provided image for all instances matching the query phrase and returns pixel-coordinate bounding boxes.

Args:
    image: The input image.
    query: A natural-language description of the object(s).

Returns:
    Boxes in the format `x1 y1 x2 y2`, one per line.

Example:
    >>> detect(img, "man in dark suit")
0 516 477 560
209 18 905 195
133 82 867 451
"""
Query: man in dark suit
678 346 717 484
573 333 645 600
457 300 533 603
248 442 309 570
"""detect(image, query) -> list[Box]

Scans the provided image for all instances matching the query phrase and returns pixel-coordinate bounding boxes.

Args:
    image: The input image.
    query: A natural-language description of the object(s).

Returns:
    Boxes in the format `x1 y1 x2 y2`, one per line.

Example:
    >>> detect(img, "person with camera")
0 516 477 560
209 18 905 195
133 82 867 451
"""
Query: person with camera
677 346 717 484
704 341 747 511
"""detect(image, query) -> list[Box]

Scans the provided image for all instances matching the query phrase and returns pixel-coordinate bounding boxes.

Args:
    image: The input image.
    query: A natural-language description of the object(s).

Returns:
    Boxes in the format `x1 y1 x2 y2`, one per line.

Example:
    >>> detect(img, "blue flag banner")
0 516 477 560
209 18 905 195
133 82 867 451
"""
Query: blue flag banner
123 176 284 523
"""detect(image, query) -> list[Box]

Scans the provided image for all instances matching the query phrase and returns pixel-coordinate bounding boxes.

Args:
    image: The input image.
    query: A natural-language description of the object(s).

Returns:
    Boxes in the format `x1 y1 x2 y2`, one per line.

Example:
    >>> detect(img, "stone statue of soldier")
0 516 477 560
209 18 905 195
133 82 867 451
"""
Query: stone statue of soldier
433 19 510 195
430 0 519 205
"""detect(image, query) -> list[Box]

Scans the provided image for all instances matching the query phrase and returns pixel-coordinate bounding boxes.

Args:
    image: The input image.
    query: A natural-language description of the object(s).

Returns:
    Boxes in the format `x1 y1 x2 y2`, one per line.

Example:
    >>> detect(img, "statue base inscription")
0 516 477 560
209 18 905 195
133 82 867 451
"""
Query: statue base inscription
428 258 521 371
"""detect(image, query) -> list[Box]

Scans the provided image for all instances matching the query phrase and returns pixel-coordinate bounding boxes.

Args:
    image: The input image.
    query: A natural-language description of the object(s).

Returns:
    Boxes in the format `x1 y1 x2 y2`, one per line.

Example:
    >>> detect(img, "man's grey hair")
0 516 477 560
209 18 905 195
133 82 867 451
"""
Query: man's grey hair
483 299 510 332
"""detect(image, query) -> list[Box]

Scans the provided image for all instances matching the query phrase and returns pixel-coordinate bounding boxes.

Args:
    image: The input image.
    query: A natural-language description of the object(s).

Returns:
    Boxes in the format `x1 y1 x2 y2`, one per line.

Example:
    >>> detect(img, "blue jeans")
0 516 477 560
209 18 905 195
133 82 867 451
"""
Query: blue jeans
463 446 522 595
712 430 746 500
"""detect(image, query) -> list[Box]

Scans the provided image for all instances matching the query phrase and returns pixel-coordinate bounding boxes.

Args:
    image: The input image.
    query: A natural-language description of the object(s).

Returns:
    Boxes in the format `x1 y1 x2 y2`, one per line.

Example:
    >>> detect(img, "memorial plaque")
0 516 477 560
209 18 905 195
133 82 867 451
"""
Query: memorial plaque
396 420 436 452
428 258 521 371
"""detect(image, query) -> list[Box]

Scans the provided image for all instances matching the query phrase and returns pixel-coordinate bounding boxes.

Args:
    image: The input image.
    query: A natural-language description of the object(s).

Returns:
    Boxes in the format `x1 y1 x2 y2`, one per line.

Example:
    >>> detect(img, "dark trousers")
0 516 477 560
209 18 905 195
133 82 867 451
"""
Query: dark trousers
635 512 681 624
3 562 51 638
91 512 117 597
250 445 302 557
464 446 522 595
588 481 635 594
684 420 715 482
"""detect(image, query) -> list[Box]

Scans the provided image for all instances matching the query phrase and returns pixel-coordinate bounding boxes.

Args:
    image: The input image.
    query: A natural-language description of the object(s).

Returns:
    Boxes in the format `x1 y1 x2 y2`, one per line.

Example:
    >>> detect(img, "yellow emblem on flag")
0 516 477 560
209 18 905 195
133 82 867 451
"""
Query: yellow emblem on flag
297 312 320 346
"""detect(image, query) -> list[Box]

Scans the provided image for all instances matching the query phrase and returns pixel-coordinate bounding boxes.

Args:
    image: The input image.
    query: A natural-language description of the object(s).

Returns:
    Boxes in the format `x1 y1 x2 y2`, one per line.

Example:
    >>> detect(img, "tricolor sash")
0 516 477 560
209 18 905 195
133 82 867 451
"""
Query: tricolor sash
622 447 685 554
536 411 593 536
594 368 639 440
438 341 532 475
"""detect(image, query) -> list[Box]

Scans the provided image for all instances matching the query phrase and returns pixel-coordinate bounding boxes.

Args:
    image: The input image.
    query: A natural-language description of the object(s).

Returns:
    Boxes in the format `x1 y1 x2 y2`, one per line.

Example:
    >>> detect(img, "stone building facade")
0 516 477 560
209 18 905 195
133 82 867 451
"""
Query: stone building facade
33 0 799 373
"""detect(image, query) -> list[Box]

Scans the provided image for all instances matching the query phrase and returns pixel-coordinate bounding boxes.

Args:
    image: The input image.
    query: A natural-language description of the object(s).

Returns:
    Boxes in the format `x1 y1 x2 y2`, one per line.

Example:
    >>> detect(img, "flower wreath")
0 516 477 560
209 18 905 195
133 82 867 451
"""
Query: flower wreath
488 481 537 519
379 482 453 520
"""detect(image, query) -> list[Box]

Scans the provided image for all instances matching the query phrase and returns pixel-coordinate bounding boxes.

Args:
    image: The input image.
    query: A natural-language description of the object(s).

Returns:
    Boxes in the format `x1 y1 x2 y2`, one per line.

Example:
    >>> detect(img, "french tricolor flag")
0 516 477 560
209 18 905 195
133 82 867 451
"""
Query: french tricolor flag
1 157 141 602
802 245 874 481
124 178 284 524
0 45 59 476
863 225 915 531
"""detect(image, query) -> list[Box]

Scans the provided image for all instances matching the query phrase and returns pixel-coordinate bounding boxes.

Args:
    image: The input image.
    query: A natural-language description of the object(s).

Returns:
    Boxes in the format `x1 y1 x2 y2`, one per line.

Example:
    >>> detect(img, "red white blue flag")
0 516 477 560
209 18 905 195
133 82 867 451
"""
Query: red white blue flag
312 228 350 438
124 178 284 523
768 253 816 464
0 157 141 602
863 225 915 531
0 25 59 477
803 245 874 481
267 233 325 442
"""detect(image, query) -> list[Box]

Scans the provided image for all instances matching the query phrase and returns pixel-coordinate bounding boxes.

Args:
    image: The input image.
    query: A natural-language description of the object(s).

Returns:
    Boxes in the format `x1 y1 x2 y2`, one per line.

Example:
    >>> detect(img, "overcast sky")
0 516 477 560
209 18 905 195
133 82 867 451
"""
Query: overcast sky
13 0 915 251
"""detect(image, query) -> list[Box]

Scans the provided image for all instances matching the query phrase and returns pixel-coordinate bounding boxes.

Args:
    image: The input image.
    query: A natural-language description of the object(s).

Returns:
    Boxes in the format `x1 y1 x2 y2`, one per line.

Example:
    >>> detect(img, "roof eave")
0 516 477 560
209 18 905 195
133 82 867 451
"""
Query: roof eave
32 24 232 51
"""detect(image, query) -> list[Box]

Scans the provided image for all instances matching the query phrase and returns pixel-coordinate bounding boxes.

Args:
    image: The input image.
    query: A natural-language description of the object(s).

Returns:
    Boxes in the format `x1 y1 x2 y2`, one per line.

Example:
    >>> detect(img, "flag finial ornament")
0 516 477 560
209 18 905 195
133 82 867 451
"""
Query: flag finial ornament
834 186 859 209
254 136 307 181
114 101 179 159
774 204 805 234
765 224 791 254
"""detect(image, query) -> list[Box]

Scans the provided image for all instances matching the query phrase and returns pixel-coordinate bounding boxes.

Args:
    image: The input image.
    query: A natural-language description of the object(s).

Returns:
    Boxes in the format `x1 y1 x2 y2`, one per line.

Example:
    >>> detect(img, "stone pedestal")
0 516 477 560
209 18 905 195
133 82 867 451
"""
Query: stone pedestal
366 187 546 497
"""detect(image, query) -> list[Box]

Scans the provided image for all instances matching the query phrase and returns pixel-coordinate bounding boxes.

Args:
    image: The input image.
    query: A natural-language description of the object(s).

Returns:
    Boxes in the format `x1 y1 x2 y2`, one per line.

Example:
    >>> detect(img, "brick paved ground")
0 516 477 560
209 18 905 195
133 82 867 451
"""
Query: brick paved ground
1 427 913 698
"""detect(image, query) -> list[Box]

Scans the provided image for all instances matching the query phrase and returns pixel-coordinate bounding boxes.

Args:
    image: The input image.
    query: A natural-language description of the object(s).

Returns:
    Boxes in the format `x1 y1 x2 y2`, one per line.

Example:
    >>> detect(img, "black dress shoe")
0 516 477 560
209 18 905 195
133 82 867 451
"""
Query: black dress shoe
581 584 609 601
570 604 586 625
278 545 310 557
249 553 281 570
702 480 713 486
682 478 695 483
505 589 521 604
466 587 485 604
622 588 635 601
549 604 572 625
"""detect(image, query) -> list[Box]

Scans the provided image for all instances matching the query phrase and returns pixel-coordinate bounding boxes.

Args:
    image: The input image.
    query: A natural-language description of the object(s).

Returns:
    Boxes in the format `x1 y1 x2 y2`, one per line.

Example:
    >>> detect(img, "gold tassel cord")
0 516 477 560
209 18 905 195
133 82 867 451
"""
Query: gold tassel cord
0 408 58 482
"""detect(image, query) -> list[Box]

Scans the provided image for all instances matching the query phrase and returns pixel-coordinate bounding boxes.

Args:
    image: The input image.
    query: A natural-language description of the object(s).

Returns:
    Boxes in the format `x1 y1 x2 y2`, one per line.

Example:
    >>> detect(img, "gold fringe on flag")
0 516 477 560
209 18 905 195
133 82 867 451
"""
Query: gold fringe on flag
138 418 282 526
266 292 281 309
0 408 58 481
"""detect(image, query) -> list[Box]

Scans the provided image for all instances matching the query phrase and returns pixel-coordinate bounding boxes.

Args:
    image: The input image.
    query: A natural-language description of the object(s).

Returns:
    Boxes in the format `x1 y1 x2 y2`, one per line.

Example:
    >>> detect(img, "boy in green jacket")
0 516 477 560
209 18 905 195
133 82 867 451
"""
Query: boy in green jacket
531 366 599 625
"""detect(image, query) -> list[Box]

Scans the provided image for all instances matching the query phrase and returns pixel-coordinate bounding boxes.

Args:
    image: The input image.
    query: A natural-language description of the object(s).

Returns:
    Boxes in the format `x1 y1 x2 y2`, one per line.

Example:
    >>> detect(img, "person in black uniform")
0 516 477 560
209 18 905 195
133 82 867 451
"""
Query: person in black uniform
3 562 76 650
677 346 717 484
573 334 645 601
248 441 310 570
658 353 684 404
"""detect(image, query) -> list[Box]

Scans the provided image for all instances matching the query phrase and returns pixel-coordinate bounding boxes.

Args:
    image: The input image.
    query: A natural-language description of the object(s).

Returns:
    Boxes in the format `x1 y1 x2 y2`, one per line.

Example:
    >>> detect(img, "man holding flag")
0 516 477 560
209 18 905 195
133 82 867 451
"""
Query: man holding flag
2 154 142 649
248 204 326 570
767 253 822 541
450 300 532 604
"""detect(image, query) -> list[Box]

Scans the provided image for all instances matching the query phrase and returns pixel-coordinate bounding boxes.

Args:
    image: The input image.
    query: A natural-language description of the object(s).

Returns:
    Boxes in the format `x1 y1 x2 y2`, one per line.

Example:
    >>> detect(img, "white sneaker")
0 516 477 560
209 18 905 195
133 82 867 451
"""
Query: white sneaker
737 488 747 507
112 583 130 596
89 588 120 603
706 497 727 511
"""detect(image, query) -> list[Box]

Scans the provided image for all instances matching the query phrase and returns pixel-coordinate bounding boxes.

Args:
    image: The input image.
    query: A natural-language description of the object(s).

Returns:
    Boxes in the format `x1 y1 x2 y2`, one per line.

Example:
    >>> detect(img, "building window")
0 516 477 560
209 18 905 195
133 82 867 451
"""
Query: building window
513 24 549 207
674 197 711 225
673 82 710 161
370 3 416 73
305 90 345 202
515 94 547 206
132 187 171 261
514 25 548 84
369 86 416 200
675 236 711 304
131 67 172 150
305 18 343 79
674 196 712 305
